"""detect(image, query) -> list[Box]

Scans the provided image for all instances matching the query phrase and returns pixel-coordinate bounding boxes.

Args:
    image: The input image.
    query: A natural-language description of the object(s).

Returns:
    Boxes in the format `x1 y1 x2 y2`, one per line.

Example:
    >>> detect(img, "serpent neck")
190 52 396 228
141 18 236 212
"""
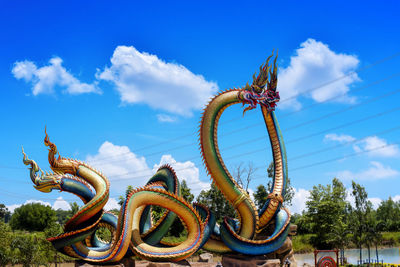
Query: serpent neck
258 106 288 230
200 89 259 239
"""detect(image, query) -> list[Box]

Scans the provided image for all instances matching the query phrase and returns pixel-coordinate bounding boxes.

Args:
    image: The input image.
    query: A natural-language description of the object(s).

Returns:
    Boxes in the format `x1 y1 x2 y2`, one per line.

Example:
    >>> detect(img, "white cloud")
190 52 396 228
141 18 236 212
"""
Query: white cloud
247 188 255 202
157 114 177 123
369 197 382 209
337 161 399 181
278 39 359 109
53 196 70 210
345 188 355 207
287 187 383 214
153 155 210 196
288 188 310 214
86 141 152 192
7 199 51 213
104 197 120 211
353 136 399 157
96 45 218 116
12 57 100 95
346 189 382 209
86 142 209 197
6 197 72 213
324 133 356 143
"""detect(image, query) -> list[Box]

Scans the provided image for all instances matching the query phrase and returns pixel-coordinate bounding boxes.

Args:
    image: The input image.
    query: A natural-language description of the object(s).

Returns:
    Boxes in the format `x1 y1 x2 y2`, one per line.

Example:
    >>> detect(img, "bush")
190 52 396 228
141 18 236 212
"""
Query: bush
0 220 73 266
10 203 57 231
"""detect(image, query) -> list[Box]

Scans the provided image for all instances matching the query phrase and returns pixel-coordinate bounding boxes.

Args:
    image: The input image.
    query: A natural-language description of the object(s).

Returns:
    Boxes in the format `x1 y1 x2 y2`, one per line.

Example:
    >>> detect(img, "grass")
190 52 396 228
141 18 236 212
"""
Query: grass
292 232 400 255
381 232 400 247
292 234 315 253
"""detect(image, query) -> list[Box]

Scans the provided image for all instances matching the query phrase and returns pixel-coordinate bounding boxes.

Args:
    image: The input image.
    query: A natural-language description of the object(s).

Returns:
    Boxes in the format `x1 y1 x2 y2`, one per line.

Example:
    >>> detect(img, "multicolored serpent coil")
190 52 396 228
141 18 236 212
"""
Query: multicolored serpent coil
22 52 291 262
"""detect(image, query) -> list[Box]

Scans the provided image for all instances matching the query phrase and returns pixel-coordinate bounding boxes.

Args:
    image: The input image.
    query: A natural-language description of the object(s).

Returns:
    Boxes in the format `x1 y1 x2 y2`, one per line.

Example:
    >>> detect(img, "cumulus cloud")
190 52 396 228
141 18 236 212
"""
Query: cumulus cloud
278 39 360 109
157 114 177 123
353 136 399 157
53 196 71 210
96 45 218 116
104 198 120 211
6 197 71 213
324 133 356 143
288 188 310 214
346 189 382 209
369 197 382 209
86 141 208 196
287 187 383 214
153 154 210 196
12 57 100 95
337 161 399 181
86 141 152 192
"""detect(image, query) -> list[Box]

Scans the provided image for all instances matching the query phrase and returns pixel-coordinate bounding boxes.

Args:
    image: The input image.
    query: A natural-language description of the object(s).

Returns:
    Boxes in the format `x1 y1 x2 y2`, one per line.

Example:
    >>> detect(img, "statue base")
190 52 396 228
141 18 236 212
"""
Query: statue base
75 225 297 267
221 236 297 267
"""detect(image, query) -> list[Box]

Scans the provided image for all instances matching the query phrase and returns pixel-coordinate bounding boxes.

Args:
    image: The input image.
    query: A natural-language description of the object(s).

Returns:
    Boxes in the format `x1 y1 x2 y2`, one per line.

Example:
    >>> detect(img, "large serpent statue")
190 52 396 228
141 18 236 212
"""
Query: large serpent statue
22 52 291 263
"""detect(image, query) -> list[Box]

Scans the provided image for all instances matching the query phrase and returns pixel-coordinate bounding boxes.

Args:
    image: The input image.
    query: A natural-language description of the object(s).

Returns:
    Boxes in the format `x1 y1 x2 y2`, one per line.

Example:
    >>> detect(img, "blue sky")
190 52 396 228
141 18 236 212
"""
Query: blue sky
1 0 400 214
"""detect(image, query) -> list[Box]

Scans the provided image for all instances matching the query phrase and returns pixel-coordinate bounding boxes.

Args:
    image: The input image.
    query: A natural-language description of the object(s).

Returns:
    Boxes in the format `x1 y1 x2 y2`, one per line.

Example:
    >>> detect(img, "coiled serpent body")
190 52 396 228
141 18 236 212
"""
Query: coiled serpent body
22 53 291 262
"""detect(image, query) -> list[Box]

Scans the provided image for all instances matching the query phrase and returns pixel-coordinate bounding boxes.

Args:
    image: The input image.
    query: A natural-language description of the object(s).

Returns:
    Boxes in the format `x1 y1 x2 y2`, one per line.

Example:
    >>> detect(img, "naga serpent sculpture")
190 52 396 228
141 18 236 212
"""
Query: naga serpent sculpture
22 52 290 262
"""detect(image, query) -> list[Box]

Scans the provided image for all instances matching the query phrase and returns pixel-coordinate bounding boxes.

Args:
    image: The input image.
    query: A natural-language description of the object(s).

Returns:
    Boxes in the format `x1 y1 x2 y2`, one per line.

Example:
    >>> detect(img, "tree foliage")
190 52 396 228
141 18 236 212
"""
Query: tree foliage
266 161 295 206
10 203 57 231
167 179 194 237
304 178 348 249
0 220 72 266
0 204 11 223
254 184 268 210
376 197 400 231
197 183 236 223
350 181 373 263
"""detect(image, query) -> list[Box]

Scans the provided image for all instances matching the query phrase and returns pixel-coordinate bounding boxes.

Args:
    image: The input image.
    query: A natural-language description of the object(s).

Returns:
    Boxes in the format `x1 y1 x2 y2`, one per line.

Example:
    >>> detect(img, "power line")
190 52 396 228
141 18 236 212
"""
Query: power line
3 139 399 203
288 125 400 161
96 103 400 182
247 140 400 182
290 141 400 172
17 101 400 183
68 52 400 165
5 98 400 187
82 72 400 166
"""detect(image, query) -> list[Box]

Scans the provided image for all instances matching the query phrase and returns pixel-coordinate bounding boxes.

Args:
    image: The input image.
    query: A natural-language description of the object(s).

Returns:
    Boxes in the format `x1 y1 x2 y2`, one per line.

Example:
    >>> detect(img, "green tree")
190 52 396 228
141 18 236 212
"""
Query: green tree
118 185 134 206
350 181 372 263
327 218 351 265
0 221 12 266
0 204 11 223
10 203 57 231
11 233 49 267
376 197 400 231
197 183 236 223
367 219 384 263
168 180 194 237
181 180 194 203
290 212 312 234
304 178 348 249
254 184 268 210
55 202 80 225
266 161 295 206
55 208 70 225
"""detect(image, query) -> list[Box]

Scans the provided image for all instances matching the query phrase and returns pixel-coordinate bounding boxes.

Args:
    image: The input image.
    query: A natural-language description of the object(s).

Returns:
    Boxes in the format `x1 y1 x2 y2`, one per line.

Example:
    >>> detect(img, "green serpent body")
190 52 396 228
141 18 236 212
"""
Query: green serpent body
23 53 291 262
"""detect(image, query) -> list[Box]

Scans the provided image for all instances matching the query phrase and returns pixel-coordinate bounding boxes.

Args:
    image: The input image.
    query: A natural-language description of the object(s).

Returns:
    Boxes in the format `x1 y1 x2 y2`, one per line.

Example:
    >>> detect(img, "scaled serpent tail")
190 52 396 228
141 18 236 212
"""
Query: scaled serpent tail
23 51 291 262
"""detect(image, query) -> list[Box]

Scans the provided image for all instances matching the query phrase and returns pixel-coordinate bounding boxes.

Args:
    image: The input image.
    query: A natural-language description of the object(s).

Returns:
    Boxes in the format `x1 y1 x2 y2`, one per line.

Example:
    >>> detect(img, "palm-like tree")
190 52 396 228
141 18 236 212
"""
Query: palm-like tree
366 221 385 263
327 220 351 265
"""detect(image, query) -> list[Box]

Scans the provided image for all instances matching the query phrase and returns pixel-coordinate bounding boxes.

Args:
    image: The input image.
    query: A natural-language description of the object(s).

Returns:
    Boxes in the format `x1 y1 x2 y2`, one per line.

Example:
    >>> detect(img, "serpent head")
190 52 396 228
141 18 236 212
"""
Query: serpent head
238 51 280 114
22 147 63 193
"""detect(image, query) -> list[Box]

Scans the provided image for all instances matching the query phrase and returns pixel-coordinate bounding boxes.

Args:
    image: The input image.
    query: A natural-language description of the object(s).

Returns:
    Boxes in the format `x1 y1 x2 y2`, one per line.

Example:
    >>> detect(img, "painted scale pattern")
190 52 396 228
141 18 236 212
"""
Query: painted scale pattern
22 52 291 262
